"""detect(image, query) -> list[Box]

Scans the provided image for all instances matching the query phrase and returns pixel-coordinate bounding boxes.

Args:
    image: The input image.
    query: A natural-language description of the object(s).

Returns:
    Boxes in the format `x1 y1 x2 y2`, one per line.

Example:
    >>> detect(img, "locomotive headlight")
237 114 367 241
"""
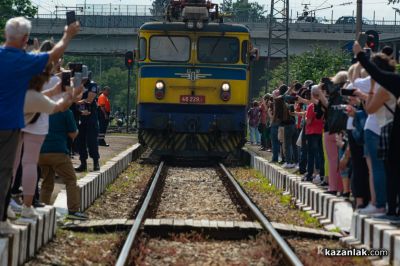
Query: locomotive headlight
155 81 165 90
187 21 195 29
196 21 204 29
220 82 231 101
221 83 230 91
155 81 165 100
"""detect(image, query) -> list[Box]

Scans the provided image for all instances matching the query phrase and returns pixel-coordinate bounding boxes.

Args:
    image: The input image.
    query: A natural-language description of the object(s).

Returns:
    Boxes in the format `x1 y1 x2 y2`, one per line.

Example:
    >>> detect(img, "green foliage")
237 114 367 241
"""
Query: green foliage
150 0 169 16
0 0 37 41
63 55 136 112
264 46 351 92
221 0 266 20
300 211 320 227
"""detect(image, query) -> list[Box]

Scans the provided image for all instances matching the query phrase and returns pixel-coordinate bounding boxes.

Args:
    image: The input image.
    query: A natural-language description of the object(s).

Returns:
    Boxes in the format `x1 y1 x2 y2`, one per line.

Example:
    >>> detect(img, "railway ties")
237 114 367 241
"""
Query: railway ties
116 161 303 266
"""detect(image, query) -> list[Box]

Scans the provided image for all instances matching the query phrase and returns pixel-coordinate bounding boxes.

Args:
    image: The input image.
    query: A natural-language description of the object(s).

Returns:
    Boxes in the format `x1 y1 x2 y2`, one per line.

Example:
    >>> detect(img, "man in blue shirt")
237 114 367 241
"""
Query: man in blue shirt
0 17 80 229
38 110 88 220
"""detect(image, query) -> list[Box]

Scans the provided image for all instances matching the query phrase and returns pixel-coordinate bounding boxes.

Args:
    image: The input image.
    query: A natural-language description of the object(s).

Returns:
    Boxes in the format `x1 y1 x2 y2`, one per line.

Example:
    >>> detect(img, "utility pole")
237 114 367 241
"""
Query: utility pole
355 0 362 38
266 0 290 92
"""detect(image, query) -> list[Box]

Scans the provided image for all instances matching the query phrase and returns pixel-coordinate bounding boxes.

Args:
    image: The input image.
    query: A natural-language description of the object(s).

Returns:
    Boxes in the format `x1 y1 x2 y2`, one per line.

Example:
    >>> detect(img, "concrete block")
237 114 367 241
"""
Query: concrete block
355 214 369 243
36 212 44 249
363 218 390 248
36 207 51 244
15 218 38 258
12 224 28 266
1 224 20 266
0 238 8 266
372 223 397 249
382 229 400 265
394 235 400 266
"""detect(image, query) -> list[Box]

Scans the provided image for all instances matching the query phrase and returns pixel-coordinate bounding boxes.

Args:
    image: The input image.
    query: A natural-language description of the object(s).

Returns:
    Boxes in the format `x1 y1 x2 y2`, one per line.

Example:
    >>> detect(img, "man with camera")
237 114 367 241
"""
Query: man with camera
0 17 79 230
75 72 100 172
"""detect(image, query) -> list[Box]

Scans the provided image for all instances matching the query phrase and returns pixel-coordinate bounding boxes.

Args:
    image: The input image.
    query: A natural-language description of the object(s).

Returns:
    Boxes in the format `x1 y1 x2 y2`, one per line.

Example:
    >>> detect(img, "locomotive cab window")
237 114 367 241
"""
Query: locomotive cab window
139 38 146 60
149 36 190 62
241 40 249 64
197 37 239 63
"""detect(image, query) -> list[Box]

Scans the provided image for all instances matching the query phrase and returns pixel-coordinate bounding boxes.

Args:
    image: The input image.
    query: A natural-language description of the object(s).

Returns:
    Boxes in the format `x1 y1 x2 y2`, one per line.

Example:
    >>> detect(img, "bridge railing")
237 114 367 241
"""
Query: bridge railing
31 14 399 33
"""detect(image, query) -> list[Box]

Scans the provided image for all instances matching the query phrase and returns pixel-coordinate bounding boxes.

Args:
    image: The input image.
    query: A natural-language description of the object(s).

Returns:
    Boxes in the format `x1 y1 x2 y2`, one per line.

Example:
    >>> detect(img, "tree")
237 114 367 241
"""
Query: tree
0 0 37 39
264 46 351 92
220 0 266 21
150 0 169 16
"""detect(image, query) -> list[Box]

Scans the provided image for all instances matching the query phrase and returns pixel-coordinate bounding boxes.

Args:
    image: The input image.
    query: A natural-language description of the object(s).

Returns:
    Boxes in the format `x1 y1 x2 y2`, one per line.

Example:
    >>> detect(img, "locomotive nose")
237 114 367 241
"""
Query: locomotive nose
186 118 200 132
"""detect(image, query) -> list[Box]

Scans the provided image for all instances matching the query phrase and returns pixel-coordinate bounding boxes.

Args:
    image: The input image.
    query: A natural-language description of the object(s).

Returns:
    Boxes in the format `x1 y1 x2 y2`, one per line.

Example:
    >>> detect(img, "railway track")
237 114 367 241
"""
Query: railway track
115 161 302 266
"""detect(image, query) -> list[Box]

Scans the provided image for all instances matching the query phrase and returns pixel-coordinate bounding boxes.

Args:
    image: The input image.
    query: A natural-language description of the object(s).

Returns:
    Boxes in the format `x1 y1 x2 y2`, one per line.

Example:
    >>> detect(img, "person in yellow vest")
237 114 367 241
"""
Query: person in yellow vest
97 86 111 147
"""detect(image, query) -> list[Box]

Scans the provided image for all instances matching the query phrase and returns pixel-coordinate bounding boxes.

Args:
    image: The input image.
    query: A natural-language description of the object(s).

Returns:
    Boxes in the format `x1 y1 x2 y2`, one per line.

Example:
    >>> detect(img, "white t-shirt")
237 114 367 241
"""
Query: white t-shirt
375 87 397 128
353 77 381 135
23 76 60 135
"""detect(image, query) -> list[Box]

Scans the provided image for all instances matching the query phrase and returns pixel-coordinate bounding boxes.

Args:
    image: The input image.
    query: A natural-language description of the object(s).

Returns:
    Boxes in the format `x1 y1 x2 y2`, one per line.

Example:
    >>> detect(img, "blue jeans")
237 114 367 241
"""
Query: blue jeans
306 134 324 179
284 124 296 164
270 123 280 162
364 129 387 208
249 126 260 144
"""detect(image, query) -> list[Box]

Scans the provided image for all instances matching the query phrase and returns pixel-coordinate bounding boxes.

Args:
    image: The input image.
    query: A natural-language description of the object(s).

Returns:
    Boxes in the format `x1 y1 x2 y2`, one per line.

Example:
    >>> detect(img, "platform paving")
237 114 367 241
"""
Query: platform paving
244 144 400 266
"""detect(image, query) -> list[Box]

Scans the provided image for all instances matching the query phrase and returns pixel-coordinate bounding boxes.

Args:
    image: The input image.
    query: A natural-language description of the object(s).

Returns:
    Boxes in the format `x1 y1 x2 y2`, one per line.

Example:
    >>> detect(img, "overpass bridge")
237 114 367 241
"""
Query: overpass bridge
30 15 400 57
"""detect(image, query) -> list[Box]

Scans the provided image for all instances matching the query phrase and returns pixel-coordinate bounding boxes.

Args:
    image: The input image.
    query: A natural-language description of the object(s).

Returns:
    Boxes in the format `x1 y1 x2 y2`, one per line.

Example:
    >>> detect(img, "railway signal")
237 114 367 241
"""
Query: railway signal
125 51 134 69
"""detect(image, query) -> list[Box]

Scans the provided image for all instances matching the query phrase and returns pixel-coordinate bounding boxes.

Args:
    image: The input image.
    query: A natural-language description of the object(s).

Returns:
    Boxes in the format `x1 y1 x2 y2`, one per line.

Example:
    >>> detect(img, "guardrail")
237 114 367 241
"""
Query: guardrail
30 15 399 34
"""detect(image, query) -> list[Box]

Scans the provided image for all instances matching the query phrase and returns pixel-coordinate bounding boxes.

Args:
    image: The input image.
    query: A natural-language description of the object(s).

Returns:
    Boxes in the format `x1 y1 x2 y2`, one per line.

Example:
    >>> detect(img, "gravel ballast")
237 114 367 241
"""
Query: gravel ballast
154 167 249 221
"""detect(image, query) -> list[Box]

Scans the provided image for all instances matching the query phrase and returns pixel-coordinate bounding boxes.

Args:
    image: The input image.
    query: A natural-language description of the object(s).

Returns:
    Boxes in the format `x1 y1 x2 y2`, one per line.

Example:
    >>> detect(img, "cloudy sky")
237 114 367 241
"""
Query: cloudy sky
32 0 399 22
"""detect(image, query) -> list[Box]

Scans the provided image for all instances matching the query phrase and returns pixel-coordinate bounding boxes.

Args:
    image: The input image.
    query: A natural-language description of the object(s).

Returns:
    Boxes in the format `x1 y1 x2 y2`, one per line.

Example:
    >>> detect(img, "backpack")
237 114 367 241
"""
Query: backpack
248 107 260 127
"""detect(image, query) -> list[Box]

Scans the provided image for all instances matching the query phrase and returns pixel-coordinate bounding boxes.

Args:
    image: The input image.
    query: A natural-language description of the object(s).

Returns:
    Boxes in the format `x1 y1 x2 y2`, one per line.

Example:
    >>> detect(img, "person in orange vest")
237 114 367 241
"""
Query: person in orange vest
97 86 111 147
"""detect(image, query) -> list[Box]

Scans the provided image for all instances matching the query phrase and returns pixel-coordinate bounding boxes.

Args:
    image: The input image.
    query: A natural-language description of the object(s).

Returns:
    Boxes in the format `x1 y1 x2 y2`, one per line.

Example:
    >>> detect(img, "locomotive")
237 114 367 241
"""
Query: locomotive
135 0 254 157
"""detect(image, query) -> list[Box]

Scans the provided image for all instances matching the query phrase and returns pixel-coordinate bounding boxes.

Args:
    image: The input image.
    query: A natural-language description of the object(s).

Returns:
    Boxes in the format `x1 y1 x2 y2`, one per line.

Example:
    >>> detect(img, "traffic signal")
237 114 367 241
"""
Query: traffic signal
125 51 134 69
365 30 379 52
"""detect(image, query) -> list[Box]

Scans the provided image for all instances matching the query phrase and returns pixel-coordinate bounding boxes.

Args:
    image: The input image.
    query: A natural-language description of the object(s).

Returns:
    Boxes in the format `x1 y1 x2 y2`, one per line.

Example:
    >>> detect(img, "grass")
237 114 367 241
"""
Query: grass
241 168 322 228
299 211 320 227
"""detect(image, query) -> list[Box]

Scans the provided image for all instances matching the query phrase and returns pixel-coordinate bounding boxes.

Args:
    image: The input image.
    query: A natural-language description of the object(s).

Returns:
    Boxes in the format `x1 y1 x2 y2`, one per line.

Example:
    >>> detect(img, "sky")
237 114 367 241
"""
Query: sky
32 0 399 22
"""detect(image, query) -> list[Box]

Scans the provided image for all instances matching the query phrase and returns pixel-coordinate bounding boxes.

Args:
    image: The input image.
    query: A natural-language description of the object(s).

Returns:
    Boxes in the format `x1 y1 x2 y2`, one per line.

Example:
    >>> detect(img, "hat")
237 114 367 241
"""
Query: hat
303 80 313 88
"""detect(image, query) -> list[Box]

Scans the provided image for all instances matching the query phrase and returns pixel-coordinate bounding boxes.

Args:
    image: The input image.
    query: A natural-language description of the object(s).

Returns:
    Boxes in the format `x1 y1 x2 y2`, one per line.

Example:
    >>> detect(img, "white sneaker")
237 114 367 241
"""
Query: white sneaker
21 205 39 219
7 206 17 220
283 163 295 169
358 203 386 215
312 175 322 184
282 163 289 168
295 164 300 169
9 199 22 213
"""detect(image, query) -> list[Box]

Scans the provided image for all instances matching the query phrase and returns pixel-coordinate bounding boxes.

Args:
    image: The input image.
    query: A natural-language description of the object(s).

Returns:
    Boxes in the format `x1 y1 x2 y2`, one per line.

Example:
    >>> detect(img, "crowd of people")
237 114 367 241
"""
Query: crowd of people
0 17 113 230
248 43 400 221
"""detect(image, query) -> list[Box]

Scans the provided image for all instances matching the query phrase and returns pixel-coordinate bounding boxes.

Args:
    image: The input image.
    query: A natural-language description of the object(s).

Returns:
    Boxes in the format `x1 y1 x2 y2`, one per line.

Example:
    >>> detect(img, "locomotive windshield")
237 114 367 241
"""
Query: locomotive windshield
149 36 190 62
197 37 239 63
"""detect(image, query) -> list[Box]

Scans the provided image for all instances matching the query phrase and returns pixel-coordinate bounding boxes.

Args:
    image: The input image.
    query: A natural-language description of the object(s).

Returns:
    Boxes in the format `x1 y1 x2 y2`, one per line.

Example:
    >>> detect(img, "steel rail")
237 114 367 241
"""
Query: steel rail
219 163 303 266
116 161 165 266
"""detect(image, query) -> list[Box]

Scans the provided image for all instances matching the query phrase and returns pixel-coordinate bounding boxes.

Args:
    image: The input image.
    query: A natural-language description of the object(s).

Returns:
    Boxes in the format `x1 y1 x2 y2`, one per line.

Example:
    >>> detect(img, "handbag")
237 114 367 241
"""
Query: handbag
296 129 303 147
327 96 347 133
378 103 396 160
352 109 367 146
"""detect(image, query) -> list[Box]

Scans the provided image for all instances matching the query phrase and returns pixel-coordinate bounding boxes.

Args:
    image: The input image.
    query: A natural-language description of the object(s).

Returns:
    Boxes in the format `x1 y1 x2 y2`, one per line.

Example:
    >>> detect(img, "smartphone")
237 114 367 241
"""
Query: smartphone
358 32 367 48
364 48 372 59
62 71 71 88
82 65 88 79
74 72 82 88
66 11 76 25
68 62 83 77
341 88 356 96
27 38 34 45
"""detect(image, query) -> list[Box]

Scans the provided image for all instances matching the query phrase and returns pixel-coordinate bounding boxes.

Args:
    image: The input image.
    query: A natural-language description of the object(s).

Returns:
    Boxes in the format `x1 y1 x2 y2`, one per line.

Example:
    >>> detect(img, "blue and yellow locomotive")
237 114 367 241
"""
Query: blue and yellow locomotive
135 0 253 157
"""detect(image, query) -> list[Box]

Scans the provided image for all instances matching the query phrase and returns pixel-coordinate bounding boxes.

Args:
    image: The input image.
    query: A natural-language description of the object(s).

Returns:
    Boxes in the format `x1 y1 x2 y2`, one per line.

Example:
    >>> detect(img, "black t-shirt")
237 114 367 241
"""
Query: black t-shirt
82 81 98 114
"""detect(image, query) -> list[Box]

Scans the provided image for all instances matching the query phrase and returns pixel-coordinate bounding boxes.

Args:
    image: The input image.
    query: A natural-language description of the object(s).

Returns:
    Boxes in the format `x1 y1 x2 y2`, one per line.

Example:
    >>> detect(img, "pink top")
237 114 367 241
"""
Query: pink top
305 103 323 135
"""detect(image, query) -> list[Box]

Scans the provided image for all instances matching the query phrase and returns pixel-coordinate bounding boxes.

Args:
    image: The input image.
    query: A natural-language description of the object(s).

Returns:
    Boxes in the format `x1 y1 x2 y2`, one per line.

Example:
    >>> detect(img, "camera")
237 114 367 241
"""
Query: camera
68 62 83 77
61 71 71 88
321 77 339 95
331 104 348 111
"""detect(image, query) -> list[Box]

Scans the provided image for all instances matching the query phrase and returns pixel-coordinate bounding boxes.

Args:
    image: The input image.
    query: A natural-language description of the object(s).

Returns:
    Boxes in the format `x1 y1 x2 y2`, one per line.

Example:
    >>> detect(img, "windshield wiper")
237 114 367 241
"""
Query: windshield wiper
210 33 225 55
166 34 178 53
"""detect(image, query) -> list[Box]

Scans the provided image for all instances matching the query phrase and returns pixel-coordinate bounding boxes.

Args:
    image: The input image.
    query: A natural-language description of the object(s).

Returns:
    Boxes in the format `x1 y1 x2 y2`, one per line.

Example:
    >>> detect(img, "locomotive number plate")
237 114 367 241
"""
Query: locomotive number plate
180 95 205 104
